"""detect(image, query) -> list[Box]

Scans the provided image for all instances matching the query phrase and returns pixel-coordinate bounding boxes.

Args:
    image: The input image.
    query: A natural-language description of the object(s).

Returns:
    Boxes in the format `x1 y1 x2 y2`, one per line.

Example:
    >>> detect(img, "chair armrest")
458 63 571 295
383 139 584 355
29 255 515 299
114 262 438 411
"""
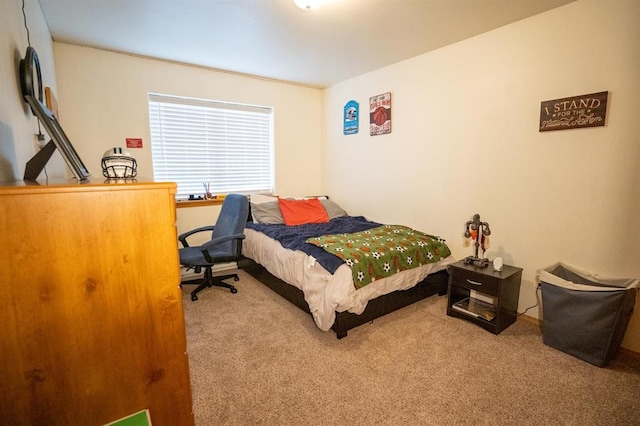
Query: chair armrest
178 225 215 247
201 233 246 263
202 233 246 251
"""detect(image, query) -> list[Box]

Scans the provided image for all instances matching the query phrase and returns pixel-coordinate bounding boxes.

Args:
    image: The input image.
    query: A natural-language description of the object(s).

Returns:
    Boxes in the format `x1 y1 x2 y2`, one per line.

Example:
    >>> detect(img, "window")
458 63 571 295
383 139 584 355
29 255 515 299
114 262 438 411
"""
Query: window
148 93 274 200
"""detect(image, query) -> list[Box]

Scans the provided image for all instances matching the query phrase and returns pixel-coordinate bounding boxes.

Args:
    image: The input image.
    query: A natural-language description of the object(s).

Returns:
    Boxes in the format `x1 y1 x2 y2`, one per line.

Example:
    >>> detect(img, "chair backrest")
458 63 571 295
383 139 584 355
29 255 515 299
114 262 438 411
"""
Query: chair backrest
212 194 250 256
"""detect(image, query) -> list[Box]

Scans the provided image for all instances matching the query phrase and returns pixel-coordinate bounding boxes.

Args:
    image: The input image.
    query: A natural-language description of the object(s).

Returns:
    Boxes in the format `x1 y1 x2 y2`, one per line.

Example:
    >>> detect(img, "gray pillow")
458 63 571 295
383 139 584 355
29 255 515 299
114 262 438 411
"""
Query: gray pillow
321 199 348 220
251 201 284 224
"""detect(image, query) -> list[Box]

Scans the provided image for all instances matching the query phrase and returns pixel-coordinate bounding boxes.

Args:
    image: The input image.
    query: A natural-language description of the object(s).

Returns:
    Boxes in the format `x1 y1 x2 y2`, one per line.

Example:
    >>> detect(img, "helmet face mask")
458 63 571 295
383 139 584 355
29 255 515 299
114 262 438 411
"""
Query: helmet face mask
102 147 137 179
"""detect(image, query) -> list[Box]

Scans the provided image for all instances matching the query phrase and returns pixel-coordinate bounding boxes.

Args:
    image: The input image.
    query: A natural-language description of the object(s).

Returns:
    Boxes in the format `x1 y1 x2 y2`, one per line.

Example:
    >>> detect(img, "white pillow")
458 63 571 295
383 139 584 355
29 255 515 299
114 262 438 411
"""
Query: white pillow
249 193 278 204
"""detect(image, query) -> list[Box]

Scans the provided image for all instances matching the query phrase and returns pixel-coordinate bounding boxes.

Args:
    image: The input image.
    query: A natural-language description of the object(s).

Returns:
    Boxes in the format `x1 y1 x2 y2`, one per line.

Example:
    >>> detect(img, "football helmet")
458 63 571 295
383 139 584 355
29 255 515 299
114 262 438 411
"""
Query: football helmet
101 147 137 179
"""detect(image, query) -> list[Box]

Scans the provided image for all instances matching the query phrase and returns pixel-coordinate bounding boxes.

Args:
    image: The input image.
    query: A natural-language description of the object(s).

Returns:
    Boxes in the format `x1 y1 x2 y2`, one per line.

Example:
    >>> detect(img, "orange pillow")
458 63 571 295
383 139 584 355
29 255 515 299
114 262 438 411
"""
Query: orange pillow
278 198 329 226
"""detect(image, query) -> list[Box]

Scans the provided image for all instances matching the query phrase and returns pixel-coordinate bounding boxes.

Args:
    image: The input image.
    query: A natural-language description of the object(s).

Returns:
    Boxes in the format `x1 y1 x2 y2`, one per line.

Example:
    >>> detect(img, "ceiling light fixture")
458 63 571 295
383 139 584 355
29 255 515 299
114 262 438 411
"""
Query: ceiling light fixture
293 0 324 10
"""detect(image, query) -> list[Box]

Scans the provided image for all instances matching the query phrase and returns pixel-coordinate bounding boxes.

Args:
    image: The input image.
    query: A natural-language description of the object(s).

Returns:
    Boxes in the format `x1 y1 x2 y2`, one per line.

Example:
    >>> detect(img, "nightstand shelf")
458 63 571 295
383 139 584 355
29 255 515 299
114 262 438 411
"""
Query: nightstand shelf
446 260 522 334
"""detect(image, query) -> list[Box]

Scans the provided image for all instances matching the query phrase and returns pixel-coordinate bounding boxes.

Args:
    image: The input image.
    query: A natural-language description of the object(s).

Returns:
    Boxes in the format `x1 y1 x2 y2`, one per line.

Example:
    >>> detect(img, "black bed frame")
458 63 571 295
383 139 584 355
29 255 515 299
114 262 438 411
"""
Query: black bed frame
238 256 449 339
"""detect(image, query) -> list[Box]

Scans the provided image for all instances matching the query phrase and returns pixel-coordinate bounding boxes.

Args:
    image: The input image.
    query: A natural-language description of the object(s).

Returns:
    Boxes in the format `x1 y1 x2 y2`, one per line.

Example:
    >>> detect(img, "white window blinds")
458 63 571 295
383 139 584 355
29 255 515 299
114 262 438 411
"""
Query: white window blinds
148 93 274 199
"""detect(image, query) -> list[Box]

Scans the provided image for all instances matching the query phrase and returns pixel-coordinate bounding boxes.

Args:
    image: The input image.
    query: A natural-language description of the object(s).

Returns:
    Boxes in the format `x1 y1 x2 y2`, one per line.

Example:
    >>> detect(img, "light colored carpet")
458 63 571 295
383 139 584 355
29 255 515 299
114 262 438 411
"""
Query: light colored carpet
181 269 640 425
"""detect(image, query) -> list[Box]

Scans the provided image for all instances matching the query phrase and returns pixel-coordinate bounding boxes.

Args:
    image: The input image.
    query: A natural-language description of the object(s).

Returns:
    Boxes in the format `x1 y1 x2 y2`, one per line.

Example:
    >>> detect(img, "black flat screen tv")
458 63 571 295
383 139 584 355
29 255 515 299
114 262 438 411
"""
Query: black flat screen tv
23 94 90 181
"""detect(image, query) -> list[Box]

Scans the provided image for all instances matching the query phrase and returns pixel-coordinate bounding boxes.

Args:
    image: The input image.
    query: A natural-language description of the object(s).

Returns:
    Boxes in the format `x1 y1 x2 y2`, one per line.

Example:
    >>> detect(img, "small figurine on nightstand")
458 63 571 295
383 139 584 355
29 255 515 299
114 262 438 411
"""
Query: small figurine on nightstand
462 213 491 268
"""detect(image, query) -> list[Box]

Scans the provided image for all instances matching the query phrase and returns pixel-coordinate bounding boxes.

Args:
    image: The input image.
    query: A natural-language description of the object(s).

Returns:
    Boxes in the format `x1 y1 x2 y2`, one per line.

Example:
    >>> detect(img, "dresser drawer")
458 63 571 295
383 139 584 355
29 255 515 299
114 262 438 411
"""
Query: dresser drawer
450 267 501 296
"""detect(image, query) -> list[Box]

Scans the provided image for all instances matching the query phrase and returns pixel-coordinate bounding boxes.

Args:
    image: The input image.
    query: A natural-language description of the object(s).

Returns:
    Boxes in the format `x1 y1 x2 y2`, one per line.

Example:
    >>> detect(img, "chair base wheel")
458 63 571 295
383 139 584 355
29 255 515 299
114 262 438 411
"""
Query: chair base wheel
182 271 240 300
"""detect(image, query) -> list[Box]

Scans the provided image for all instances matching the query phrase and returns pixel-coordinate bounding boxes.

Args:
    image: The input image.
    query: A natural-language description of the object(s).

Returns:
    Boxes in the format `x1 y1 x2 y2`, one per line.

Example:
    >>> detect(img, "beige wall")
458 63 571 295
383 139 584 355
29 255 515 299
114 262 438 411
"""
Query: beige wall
52 43 324 233
323 0 640 351
0 0 65 181
52 44 323 195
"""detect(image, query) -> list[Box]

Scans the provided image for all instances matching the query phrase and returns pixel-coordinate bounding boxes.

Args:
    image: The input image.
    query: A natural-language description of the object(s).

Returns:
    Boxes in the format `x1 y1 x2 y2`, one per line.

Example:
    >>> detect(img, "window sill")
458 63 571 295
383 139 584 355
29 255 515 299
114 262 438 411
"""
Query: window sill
175 198 224 209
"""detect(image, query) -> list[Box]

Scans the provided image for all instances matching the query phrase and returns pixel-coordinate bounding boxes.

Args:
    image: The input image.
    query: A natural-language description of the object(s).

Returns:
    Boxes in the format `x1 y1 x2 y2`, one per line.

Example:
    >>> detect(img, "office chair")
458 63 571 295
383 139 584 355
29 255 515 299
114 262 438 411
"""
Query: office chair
178 194 249 301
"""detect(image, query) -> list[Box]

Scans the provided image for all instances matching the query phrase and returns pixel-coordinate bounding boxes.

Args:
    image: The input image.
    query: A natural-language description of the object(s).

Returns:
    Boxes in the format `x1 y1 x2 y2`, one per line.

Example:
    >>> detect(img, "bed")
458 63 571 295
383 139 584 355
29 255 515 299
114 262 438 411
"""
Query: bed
239 196 455 338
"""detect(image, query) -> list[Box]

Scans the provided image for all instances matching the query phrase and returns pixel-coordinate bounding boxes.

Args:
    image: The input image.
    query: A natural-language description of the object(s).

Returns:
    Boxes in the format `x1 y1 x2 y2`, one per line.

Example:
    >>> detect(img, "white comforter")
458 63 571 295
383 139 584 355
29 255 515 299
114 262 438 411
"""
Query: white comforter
242 228 456 331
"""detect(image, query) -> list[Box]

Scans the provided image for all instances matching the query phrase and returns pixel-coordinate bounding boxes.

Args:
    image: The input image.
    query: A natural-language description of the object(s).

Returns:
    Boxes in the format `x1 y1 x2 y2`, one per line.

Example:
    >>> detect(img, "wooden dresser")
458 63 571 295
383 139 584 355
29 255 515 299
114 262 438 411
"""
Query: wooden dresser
0 180 194 426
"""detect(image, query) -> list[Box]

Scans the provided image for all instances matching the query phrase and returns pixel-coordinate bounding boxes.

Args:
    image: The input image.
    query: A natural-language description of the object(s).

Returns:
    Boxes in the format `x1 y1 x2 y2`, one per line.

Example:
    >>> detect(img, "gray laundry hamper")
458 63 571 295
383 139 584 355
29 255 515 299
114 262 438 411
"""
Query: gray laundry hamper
537 262 638 367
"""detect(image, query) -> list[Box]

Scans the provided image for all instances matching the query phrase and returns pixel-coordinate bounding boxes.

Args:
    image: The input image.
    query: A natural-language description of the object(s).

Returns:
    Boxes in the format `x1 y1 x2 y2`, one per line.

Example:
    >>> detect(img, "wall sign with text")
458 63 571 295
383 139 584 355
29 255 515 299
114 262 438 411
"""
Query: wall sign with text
343 100 359 135
539 91 608 132
126 138 143 148
370 92 391 136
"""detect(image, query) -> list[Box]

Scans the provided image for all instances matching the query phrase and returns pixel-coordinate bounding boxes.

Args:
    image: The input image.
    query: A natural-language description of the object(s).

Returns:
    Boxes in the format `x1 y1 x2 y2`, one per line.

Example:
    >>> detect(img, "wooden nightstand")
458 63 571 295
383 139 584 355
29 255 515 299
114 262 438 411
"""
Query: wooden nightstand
446 260 522 334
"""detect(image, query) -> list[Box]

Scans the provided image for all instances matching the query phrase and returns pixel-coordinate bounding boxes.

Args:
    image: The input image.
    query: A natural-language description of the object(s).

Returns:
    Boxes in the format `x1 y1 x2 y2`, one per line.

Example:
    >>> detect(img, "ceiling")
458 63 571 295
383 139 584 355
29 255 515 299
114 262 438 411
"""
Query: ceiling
37 0 576 89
